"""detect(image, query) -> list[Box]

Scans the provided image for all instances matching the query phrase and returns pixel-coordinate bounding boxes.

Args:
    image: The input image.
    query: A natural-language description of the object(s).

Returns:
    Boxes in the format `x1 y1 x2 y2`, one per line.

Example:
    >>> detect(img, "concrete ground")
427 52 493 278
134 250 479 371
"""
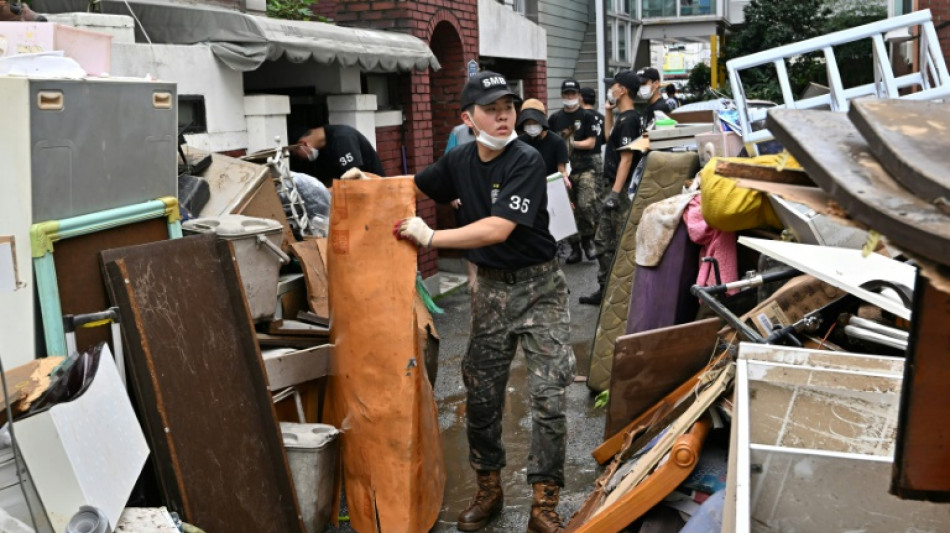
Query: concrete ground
328 254 608 532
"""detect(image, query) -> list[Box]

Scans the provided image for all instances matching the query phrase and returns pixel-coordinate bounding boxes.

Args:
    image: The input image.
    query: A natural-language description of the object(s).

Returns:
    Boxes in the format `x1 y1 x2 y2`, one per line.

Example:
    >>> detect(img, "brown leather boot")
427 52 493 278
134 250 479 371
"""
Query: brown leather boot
457 470 504 531
527 480 564 533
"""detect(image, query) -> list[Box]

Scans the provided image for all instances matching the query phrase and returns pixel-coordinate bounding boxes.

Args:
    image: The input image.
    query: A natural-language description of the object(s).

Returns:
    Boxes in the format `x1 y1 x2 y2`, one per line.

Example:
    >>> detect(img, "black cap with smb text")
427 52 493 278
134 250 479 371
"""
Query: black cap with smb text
461 71 520 109
561 79 580 93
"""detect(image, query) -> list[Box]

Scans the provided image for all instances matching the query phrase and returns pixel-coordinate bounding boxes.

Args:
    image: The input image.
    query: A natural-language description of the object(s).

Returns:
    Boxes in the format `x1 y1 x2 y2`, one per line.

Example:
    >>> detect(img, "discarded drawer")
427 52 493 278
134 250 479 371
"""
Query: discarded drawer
726 343 950 532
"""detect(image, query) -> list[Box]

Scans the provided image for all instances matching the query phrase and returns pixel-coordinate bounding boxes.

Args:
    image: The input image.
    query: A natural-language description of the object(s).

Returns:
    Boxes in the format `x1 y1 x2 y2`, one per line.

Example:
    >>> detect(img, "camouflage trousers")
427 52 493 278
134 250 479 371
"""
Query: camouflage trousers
592 186 633 286
566 167 599 243
464 262 576 486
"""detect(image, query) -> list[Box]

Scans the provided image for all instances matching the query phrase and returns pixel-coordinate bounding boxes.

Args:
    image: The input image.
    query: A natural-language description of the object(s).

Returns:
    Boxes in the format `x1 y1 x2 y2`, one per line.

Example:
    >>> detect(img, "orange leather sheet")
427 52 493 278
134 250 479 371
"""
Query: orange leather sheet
323 177 445 532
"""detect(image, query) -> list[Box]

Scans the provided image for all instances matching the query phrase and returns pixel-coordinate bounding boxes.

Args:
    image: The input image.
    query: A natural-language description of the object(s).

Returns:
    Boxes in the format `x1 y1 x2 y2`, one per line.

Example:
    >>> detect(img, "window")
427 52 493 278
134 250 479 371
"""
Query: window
178 95 207 134
642 0 676 18
618 21 628 62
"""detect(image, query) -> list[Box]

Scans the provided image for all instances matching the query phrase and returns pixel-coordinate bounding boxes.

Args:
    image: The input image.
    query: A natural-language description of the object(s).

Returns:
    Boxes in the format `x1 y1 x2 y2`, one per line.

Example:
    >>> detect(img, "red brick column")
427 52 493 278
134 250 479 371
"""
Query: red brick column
919 1 950 62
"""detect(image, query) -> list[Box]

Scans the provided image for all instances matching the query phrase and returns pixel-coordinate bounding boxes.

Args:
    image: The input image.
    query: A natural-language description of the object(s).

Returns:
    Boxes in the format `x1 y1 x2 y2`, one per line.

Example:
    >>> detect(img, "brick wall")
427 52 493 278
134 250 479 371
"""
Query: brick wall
489 57 549 108
374 125 404 176
919 1 950 62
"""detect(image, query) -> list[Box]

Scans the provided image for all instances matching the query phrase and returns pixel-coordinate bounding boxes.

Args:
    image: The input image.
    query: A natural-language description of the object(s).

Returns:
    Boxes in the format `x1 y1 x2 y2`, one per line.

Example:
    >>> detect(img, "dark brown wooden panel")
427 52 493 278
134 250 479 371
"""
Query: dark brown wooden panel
101 234 304 532
605 318 721 439
53 217 168 353
767 110 950 266
893 271 950 501
848 99 950 206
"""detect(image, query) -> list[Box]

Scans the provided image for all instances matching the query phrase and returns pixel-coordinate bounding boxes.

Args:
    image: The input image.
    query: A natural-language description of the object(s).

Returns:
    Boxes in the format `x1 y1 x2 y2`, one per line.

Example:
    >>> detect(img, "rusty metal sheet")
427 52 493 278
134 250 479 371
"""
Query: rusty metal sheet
848 99 950 206
767 110 950 266
101 234 304 533
605 318 720 439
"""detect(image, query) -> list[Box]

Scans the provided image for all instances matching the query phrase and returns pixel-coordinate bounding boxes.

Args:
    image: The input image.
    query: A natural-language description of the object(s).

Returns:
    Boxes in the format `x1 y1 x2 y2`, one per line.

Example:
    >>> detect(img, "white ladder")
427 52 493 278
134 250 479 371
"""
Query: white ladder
727 9 950 146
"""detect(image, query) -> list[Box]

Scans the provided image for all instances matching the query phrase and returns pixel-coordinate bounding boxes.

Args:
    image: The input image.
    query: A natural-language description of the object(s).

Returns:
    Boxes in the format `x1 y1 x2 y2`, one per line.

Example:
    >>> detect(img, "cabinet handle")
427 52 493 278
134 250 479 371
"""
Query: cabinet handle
37 91 64 110
153 91 173 109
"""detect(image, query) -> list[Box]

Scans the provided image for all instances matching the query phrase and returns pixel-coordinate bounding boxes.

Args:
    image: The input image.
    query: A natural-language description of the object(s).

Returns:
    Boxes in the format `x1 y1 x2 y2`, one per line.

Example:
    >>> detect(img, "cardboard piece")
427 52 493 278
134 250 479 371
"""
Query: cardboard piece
290 239 330 319
323 178 444 533
0 356 63 424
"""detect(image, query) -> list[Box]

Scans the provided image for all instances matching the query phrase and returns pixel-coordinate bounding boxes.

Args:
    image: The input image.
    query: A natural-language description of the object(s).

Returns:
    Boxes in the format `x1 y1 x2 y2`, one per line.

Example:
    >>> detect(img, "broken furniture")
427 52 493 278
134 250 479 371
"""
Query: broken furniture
31 197 182 357
725 343 950 532
727 9 950 149
323 178 444 533
893 272 950 499
0 75 177 369
182 214 288 322
14 344 148 533
101 234 304 533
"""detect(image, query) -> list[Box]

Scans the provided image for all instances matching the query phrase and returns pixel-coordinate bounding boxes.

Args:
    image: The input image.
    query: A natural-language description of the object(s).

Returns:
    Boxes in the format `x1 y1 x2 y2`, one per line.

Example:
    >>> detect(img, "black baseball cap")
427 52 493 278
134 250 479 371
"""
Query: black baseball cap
579 87 596 104
604 70 640 93
561 79 581 93
638 67 661 83
461 71 519 109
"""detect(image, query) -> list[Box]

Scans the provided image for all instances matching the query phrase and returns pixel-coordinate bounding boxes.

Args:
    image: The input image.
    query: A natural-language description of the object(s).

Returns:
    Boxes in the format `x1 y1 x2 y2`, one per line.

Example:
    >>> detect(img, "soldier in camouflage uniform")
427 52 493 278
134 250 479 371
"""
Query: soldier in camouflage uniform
581 71 644 305
396 71 575 533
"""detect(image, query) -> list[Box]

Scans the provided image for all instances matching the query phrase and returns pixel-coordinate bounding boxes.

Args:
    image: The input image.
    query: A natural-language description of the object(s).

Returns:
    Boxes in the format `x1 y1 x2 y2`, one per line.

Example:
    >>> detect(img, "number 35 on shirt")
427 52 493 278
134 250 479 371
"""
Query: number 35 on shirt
509 195 531 214
339 152 355 167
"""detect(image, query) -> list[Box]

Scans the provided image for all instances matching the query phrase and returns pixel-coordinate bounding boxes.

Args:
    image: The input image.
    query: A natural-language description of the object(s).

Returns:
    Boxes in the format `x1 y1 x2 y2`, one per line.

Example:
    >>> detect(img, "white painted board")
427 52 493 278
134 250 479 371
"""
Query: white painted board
15 346 149 532
546 173 577 242
738 237 916 320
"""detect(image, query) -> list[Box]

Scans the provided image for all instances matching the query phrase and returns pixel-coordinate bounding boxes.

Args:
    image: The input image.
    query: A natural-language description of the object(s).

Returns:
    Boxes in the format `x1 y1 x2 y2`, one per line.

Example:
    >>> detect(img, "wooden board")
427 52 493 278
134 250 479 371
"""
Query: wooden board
848 99 950 206
53 217 169 353
234 175 297 254
101 235 304 533
715 160 815 186
766 110 950 266
289 239 329 318
0 356 63 424
605 318 720 439
893 272 950 500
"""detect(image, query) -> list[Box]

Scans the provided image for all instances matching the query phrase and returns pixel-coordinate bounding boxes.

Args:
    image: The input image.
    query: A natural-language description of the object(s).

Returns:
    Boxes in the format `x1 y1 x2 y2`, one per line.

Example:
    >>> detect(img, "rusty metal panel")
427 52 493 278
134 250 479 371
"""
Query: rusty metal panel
101 234 304 532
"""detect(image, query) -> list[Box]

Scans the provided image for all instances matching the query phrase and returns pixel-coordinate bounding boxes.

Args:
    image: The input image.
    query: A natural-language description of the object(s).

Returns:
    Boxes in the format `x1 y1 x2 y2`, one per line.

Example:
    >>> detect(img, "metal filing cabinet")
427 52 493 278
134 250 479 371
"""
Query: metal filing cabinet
0 76 177 368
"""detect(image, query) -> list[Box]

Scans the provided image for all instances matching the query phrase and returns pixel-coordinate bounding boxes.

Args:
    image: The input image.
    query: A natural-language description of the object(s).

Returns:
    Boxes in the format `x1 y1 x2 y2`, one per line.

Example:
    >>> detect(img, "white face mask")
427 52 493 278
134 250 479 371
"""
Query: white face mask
562 98 579 109
524 124 543 137
607 91 618 105
304 146 320 161
639 85 654 99
472 125 518 151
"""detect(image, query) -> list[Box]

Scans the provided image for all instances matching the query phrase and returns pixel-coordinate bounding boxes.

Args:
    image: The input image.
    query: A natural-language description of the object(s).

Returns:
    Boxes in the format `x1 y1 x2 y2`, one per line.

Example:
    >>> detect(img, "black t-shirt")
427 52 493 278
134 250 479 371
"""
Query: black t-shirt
643 99 672 127
519 132 569 177
604 109 643 187
291 124 385 184
548 107 597 159
415 140 556 270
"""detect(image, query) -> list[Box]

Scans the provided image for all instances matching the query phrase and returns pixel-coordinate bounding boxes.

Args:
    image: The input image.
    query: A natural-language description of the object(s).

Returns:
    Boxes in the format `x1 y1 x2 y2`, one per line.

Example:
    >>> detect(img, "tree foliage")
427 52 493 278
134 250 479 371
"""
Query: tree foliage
687 63 711 99
725 0 832 102
267 0 326 21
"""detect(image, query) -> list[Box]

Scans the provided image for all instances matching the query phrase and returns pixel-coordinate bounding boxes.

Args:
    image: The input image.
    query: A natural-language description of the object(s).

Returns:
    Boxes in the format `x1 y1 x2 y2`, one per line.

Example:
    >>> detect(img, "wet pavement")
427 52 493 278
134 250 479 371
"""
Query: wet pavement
329 256 607 532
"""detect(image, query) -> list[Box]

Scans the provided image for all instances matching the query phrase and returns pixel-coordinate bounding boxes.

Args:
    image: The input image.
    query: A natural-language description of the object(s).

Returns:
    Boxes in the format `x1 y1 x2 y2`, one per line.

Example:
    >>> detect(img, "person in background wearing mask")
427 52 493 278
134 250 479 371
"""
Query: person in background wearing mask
548 79 599 264
517 99 570 189
636 67 671 128
395 71 575 533
580 71 643 305
290 123 385 187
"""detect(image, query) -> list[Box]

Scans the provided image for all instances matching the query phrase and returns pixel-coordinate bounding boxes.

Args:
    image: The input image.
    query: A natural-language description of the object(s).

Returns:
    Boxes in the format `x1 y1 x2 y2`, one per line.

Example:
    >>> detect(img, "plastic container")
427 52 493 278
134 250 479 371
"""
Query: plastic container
182 214 288 321
280 422 340 533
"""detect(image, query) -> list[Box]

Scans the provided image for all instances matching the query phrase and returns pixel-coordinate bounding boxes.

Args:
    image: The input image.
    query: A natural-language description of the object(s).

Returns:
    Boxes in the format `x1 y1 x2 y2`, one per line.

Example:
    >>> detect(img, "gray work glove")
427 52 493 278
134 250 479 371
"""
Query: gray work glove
604 190 621 211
